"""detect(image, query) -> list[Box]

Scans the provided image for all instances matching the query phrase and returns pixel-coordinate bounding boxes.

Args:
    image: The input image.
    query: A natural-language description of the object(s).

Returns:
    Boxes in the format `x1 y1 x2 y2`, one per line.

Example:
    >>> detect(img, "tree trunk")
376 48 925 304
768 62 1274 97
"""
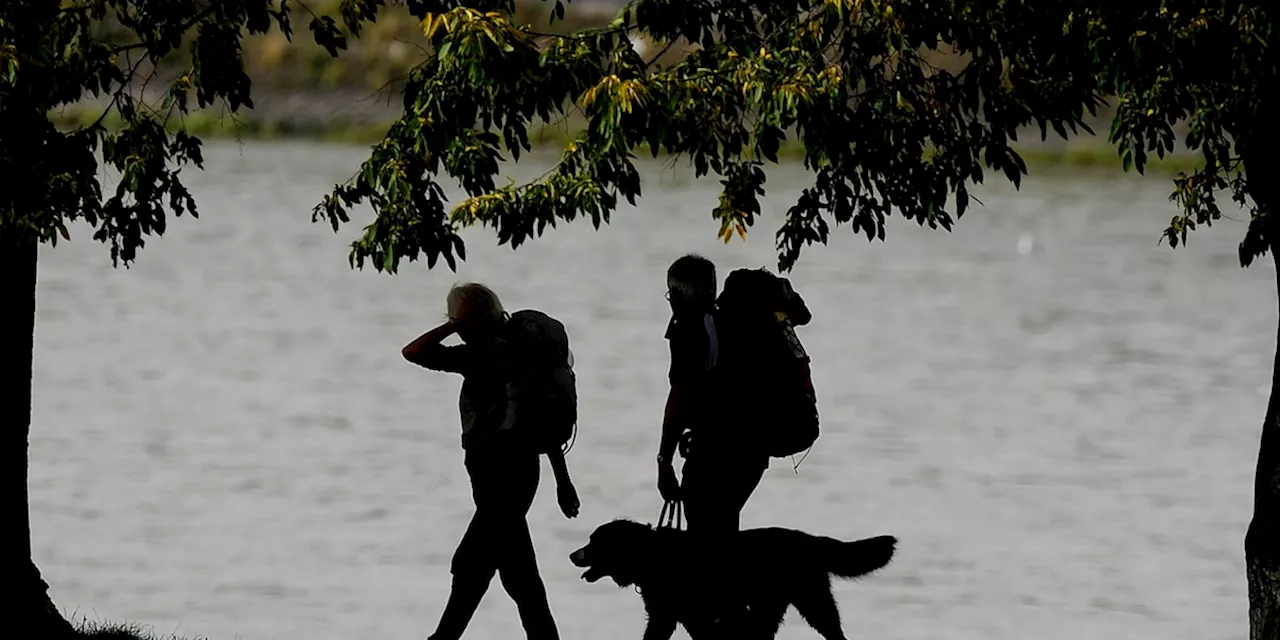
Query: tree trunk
1 230 76 638
1250 247 1280 640
1242 111 1280 640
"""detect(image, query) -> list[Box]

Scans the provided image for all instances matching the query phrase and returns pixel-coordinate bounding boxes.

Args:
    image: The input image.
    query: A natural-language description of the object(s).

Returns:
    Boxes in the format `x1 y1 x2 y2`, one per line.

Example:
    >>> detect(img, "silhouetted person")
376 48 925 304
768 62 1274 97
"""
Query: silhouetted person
657 255 767 533
403 283 579 640
653 255 754 637
656 254 813 637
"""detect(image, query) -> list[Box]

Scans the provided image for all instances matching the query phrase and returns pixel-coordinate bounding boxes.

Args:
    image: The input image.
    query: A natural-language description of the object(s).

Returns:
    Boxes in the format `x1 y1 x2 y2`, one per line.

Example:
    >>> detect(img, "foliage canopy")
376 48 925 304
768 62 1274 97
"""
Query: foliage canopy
315 0 1109 273
1 0 1274 270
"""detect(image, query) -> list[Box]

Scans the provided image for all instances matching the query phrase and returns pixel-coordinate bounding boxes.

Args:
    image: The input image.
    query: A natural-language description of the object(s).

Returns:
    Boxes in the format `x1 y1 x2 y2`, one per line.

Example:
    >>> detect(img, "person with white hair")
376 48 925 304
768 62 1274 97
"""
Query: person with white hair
402 283 579 640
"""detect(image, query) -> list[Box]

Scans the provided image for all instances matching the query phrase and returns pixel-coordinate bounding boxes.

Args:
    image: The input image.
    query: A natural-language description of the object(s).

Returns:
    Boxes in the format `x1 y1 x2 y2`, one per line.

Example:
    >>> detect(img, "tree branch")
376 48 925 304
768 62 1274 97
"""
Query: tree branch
526 26 634 41
87 50 147 131
645 38 679 68
109 3 220 57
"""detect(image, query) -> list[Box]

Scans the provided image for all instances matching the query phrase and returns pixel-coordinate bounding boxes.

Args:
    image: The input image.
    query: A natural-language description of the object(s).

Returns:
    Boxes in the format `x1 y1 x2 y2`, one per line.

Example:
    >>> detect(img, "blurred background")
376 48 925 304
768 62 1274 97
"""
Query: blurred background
30 2 1269 640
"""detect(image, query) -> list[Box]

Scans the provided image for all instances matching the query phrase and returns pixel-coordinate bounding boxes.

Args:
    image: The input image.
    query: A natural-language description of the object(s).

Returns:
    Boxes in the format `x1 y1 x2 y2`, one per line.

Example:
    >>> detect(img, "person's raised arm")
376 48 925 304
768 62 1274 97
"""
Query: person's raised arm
402 322 462 371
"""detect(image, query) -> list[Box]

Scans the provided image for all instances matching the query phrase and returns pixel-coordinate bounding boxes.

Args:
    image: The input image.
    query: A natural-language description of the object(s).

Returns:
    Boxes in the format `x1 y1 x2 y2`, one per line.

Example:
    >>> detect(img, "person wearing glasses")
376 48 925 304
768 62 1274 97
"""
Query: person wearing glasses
655 255 759 636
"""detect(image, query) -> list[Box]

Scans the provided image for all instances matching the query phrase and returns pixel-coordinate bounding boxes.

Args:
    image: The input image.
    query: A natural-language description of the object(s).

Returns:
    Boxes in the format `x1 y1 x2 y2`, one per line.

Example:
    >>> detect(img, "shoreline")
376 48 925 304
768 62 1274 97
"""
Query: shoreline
50 90 1205 175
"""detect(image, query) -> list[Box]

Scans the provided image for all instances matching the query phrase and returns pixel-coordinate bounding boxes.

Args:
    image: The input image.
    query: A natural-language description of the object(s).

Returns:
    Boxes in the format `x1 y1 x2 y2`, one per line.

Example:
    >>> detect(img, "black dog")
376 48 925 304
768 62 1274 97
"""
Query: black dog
569 519 896 640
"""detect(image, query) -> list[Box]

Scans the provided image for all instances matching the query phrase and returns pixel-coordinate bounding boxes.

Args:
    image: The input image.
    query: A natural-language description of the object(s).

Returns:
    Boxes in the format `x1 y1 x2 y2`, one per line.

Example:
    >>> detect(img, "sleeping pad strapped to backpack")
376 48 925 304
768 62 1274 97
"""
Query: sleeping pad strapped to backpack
714 268 819 458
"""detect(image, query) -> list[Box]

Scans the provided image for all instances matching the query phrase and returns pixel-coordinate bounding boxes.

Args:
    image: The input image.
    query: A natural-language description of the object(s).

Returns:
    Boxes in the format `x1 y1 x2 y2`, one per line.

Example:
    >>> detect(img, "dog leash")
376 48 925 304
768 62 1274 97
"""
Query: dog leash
643 501 684 597
656 500 684 531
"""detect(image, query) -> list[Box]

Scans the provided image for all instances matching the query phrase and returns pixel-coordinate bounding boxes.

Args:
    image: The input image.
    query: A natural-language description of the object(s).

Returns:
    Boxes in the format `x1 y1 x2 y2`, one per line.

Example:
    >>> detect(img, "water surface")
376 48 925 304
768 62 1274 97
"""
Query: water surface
30 141 1271 640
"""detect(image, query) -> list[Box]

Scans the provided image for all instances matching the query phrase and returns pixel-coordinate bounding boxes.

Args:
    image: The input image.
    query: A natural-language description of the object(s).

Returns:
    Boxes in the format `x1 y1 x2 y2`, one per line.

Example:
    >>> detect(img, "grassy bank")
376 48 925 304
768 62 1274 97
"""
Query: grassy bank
74 621 203 640
49 103 1205 176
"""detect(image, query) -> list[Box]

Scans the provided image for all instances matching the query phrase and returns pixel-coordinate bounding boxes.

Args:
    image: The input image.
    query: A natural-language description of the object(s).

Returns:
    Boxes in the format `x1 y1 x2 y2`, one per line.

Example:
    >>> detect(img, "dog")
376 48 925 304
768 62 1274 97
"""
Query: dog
569 519 896 640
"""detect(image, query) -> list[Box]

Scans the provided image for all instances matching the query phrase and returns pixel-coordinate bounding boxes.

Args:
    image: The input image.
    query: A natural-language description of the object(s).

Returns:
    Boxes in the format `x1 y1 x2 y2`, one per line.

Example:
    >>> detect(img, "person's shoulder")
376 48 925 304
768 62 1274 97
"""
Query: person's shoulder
663 315 680 340
666 312 708 335
669 313 716 351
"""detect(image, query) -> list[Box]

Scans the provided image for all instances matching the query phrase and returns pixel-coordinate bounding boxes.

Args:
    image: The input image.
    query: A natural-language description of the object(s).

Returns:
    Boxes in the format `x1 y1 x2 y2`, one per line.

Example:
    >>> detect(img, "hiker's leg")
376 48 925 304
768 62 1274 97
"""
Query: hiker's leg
430 449 502 640
497 518 560 640
718 458 766 637
678 457 714 598
682 458 740 640
742 457 767 507
680 457 712 528
431 510 499 640
724 456 767 529
494 445 560 640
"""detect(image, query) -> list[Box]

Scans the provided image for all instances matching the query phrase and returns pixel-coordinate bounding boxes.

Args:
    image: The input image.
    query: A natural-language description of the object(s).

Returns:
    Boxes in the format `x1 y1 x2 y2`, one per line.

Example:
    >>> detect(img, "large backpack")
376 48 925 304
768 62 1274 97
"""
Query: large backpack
498 309 578 455
714 268 819 458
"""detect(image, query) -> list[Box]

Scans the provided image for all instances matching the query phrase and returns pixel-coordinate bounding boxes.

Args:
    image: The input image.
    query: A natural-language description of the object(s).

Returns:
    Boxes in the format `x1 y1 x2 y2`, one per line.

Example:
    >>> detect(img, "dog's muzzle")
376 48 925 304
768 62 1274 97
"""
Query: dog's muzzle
569 546 605 582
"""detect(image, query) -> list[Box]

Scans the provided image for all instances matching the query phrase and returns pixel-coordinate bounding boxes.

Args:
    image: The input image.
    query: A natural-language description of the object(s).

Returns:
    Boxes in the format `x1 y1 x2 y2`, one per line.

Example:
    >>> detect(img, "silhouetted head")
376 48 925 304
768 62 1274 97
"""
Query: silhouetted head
666 254 717 316
446 283 506 344
569 519 657 588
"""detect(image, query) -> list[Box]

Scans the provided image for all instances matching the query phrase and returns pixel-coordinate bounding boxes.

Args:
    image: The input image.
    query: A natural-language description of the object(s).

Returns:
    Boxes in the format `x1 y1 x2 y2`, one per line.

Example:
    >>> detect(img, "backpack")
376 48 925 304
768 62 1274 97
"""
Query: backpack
498 309 578 455
714 268 819 458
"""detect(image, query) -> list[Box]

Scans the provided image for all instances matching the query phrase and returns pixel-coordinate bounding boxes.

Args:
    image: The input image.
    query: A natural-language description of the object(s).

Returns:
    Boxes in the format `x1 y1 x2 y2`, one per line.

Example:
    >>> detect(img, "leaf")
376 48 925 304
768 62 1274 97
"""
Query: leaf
453 234 467 261
309 16 348 57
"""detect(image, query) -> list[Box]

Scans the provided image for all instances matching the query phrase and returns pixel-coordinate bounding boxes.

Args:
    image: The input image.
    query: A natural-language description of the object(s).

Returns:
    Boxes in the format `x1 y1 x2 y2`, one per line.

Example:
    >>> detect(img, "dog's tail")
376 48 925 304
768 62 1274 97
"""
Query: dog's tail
823 535 897 579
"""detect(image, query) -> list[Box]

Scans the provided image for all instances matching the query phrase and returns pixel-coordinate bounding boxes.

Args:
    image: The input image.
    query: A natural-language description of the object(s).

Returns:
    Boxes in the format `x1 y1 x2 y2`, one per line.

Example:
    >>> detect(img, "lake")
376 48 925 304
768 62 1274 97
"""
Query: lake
29 140 1272 640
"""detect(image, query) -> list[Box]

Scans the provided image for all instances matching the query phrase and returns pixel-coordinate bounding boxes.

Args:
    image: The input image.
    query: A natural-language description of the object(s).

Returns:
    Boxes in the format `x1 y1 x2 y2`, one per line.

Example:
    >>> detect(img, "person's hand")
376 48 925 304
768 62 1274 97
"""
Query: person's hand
657 461 680 502
557 482 580 519
678 430 694 459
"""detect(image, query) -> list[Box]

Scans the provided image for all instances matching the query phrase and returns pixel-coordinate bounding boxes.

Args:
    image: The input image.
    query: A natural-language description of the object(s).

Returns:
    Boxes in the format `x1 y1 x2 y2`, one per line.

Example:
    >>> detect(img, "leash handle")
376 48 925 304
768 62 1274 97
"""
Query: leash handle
656 500 684 530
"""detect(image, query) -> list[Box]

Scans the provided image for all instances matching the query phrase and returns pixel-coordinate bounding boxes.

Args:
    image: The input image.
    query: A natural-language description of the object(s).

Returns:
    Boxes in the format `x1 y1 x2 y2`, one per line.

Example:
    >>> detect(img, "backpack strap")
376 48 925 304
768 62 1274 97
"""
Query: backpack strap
702 312 719 372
